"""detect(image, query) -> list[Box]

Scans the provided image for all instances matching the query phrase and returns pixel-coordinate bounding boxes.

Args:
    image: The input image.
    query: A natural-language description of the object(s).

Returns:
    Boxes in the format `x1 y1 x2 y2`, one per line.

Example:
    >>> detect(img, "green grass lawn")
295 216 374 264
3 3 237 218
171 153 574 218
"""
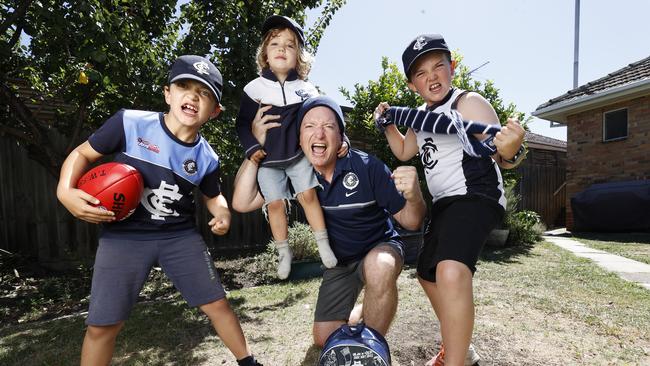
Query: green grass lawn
572 232 650 265
2 240 650 365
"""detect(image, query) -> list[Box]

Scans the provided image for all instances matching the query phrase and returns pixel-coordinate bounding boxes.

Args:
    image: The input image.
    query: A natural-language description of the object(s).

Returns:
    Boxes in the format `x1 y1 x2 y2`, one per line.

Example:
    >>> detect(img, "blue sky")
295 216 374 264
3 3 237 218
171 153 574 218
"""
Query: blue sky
305 0 650 141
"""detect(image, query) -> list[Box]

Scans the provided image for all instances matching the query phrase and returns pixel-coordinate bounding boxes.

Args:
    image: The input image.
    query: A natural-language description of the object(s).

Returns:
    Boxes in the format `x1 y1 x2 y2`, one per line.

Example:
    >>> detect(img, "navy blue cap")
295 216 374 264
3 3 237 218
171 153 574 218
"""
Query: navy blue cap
168 55 223 102
298 96 345 136
262 15 305 46
402 34 451 80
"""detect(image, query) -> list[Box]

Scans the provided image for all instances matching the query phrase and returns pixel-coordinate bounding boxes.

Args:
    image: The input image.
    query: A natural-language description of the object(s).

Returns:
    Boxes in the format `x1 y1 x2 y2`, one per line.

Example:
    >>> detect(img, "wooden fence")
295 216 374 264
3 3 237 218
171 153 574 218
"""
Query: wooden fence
515 148 566 228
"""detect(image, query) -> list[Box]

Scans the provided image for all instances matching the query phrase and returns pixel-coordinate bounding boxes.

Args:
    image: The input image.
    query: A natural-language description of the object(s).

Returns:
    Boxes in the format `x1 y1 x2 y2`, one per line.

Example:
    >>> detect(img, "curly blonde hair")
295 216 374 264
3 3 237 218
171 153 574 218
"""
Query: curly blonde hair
256 28 313 80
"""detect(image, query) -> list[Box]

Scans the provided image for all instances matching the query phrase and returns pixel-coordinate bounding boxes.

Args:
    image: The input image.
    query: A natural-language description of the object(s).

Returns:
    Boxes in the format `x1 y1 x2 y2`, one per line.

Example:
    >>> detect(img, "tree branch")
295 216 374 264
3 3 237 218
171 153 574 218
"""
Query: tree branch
0 81 64 177
0 0 33 37
7 23 24 50
0 81 43 142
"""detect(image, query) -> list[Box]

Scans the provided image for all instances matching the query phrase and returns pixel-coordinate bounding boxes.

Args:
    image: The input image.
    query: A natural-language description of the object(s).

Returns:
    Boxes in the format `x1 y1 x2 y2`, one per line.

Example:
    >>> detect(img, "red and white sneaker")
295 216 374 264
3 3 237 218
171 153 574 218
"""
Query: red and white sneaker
425 344 480 366
425 346 445 366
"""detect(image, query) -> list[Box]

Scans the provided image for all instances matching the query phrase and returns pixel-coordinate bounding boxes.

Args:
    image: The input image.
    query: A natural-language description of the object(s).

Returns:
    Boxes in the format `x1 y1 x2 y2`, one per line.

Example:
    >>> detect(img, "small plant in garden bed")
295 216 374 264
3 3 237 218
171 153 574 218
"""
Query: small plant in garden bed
501 185 546 246
216 222 321 289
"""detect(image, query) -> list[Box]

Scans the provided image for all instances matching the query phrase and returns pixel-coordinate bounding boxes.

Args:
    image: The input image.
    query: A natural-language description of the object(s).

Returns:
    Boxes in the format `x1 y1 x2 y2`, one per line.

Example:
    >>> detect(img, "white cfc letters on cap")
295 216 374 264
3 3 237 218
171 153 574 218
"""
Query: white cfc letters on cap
193 61 210 75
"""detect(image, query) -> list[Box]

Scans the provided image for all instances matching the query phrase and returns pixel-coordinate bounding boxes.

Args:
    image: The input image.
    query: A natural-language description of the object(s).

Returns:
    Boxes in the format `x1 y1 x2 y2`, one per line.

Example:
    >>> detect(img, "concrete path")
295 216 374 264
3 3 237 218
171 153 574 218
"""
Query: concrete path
543 230 650 290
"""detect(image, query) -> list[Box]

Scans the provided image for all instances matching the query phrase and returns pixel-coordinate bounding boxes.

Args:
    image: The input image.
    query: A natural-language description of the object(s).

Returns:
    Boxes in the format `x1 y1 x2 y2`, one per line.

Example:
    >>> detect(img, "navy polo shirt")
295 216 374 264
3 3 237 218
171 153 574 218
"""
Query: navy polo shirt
316 149 406 264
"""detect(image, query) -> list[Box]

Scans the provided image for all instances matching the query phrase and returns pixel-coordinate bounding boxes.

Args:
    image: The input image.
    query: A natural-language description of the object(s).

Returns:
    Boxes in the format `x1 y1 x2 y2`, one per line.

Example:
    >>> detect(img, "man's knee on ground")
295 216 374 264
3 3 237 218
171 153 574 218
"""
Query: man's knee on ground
313 331 327 348
313 321 343 348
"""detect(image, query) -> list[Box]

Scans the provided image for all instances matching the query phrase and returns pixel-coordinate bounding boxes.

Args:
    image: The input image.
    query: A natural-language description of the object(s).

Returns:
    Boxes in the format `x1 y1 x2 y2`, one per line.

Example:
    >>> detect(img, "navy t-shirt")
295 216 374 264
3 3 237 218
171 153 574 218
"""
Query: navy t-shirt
88 109 221 239
316 149 406 264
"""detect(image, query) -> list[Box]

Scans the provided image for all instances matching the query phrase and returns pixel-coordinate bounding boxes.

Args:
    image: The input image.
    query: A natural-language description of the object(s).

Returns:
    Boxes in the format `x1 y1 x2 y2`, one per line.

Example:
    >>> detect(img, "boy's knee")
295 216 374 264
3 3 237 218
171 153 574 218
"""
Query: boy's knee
267 199 285 212
200 298 230 316
298 188 317 205
85 323 123 341
436 261 471 286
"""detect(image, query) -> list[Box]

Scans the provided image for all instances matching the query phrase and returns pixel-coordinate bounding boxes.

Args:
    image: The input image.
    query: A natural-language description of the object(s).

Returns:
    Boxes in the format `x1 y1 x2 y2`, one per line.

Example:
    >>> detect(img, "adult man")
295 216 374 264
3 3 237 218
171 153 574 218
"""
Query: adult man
232 95 426 345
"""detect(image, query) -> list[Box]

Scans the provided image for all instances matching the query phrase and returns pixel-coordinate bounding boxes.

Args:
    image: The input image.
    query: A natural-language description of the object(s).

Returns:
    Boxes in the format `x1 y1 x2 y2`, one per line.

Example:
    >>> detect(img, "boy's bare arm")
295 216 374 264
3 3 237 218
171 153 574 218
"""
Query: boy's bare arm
456 93 524 168
205 194 231 236
56 141 116 223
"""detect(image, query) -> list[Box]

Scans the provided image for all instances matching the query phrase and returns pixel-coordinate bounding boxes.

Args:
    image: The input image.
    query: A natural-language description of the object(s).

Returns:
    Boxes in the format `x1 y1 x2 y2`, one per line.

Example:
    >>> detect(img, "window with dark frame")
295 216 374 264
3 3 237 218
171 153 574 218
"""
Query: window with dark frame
603 108 628 142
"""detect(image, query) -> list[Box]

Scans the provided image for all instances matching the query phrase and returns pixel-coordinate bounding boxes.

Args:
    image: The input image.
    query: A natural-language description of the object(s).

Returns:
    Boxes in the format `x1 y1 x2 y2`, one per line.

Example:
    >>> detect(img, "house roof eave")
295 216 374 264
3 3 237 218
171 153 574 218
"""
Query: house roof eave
532 78 650 124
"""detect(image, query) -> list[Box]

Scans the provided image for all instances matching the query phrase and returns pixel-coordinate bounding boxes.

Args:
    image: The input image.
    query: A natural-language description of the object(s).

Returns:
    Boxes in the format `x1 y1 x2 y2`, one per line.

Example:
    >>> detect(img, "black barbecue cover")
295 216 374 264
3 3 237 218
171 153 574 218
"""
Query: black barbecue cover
571 180 650 232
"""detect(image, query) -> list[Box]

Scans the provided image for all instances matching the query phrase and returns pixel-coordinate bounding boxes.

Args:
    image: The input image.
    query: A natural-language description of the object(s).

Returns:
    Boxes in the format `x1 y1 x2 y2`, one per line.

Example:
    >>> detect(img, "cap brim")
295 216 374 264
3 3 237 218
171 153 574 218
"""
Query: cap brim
406 47 451 77
170 73 220 102
262 16 304 45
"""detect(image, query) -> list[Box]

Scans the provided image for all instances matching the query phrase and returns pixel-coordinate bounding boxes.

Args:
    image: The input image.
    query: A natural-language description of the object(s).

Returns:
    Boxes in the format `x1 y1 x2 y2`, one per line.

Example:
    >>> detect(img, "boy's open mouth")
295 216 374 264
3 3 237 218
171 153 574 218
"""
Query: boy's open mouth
182 103 198 114
429 83 442 92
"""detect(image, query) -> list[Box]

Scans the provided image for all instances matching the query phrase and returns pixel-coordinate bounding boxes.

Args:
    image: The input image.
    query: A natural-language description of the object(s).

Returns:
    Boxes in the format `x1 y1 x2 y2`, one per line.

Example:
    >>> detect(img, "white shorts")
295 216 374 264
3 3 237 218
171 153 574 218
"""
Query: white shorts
258 155 319 202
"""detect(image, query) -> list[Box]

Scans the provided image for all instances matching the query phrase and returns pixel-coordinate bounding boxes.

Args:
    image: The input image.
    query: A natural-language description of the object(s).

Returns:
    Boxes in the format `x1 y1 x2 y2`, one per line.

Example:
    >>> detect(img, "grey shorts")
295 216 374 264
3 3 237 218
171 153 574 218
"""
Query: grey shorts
86 231 226 326
314 242 404 322
258 155 319 203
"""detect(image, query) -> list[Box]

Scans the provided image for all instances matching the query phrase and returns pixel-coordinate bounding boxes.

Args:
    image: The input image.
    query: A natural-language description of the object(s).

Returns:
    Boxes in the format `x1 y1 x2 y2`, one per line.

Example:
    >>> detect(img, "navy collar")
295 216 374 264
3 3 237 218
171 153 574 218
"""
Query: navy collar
261 68 299 82
331 152 352 182
426 87 455 111
316 152 352 185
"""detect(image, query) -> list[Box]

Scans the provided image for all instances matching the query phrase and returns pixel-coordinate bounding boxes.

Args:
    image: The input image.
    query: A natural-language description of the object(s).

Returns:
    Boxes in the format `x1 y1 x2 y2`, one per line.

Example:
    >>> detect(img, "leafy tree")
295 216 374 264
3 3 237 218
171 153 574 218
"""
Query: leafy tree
0 0 346 177
341 57 421 171
341 52 528 188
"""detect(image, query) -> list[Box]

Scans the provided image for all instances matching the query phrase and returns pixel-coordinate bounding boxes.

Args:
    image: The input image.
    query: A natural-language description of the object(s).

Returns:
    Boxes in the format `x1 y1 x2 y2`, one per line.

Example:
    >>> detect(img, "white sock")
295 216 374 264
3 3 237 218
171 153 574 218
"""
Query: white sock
314 230 337 268
275 240 292 279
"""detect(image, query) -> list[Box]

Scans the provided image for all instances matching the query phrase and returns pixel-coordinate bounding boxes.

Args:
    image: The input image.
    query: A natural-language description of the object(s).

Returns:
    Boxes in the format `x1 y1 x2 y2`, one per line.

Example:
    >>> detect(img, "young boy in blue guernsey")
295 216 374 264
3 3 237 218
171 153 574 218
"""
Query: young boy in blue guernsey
236 15 344 279
57 55 263 366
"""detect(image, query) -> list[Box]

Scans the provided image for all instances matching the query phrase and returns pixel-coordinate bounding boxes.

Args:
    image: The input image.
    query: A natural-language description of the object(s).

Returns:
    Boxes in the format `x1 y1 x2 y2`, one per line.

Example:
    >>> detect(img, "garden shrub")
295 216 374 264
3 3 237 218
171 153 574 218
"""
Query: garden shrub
503 185 546 246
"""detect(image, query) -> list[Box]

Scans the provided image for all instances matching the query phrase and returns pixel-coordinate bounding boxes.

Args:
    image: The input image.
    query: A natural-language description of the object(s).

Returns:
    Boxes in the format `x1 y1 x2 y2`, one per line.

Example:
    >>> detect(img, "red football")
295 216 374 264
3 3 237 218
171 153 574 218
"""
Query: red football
76 162 145 221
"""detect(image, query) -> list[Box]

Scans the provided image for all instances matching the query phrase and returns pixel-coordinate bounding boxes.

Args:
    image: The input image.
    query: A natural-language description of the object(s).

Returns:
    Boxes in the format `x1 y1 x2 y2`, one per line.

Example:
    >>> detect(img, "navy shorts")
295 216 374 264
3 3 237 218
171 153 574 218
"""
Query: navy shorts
314 241 404 322
417 195 504 283
86 231 226 326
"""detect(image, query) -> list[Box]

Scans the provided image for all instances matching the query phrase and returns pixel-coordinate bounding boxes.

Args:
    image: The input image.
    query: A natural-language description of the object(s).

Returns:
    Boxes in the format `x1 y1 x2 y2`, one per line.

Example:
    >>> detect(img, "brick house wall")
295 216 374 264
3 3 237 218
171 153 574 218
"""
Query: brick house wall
565 94 650 229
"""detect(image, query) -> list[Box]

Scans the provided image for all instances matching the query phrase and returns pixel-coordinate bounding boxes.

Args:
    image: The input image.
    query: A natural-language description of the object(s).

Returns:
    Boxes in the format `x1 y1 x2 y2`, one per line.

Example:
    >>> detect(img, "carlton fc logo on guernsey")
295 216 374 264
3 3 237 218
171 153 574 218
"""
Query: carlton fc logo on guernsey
421 137 438 170
183 159 198 176
342 172 359 190
413 36 428 51
193 61 210 75
141 181 182 220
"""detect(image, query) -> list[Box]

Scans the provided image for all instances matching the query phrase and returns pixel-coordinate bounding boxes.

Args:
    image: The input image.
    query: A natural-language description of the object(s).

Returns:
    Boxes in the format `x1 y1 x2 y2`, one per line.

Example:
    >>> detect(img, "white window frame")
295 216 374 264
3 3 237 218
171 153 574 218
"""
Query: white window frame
602 107 628 142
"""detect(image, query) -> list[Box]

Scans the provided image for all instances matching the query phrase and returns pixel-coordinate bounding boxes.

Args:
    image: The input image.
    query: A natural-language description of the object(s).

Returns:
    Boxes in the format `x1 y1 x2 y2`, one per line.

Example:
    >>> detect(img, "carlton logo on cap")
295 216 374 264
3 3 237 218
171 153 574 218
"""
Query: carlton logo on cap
413 36 428 51
193 61 210 75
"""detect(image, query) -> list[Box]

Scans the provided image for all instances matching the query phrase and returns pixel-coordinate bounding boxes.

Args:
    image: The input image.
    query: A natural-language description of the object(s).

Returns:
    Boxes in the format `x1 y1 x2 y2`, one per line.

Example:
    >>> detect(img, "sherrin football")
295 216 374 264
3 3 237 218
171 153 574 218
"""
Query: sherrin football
76 162 144 221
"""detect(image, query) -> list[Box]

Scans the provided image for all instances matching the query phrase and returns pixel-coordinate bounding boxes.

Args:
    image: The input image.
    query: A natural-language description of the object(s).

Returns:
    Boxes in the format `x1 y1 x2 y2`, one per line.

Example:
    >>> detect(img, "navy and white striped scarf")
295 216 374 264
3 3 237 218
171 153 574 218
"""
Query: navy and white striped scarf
378 107 501 157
